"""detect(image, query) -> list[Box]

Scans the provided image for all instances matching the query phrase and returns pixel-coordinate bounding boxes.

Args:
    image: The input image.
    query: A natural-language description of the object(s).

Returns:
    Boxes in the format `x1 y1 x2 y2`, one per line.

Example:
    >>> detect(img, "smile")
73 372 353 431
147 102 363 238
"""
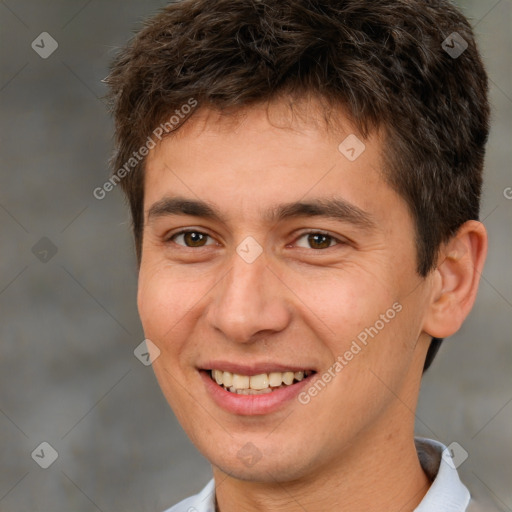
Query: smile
209 369 315 395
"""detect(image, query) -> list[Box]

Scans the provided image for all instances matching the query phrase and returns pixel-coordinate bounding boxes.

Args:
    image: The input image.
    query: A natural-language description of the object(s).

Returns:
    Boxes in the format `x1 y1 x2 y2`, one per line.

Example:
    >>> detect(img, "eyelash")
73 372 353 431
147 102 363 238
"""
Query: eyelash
166 229 345 250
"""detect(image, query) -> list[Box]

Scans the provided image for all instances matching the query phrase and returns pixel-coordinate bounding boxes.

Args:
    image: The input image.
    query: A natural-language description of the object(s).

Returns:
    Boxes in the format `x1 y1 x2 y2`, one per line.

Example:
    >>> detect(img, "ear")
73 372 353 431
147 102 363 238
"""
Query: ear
422 220 488 338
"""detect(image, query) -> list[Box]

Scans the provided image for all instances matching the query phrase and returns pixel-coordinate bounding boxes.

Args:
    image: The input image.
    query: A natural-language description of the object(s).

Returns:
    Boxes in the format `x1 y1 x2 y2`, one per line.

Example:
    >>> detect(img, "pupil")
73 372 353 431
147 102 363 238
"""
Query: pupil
309 234 330 249
186 232 205 246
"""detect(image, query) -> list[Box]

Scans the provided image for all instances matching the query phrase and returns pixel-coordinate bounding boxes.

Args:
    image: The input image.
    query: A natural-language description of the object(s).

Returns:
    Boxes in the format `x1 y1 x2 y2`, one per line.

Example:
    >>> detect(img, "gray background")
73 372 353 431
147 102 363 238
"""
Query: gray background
0 1 510 511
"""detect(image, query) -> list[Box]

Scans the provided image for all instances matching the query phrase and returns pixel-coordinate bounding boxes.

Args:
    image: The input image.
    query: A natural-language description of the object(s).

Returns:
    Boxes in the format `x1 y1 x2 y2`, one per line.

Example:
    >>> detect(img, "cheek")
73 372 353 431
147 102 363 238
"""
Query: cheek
286 265 396 344
136 264 206 415
137 263 200 348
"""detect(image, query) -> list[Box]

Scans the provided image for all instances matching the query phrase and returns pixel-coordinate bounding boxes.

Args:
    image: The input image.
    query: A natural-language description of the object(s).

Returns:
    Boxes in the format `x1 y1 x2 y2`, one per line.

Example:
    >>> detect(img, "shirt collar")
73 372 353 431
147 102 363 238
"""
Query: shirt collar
414 437 470 511
165 478 216 512
165 437 470 512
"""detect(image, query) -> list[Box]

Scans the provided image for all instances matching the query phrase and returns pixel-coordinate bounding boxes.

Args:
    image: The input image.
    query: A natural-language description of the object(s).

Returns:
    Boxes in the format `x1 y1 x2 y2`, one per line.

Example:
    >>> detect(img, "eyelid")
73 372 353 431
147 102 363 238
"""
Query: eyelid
165 228 218 246
291 229 347 249
164 228 348 249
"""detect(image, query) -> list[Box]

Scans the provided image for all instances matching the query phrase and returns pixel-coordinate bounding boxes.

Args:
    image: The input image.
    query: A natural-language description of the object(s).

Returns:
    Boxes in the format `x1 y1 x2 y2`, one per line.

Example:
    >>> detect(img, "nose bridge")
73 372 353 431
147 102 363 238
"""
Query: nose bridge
207 249 289 343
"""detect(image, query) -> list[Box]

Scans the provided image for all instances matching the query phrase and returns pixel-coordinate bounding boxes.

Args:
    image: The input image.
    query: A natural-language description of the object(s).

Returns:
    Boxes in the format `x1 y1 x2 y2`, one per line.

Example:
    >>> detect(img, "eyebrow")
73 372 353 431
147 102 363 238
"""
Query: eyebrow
147 196 376 230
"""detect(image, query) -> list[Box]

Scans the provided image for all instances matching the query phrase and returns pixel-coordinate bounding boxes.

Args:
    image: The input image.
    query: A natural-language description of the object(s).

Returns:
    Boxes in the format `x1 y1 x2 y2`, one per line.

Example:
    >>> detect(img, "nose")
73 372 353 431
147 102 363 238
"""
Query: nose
205 248 291 344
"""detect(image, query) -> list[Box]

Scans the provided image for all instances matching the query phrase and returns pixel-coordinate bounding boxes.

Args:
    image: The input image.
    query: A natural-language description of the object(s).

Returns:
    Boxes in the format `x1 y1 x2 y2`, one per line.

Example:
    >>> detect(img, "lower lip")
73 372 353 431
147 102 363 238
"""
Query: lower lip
200 371 314 415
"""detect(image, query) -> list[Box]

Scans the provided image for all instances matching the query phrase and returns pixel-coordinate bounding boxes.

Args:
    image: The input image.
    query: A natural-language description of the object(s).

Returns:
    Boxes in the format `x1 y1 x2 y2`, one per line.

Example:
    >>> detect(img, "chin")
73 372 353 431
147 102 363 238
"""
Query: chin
204 438 318 484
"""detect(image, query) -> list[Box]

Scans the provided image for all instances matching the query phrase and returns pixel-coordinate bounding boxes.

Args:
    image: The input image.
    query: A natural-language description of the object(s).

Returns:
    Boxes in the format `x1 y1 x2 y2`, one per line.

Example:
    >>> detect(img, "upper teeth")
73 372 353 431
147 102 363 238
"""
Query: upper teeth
211 369 311 391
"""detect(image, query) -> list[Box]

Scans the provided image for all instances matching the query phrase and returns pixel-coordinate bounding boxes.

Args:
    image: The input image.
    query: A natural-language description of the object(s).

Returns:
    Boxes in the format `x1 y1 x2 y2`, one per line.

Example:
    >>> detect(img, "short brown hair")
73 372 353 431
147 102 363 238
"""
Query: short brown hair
106 0 490 370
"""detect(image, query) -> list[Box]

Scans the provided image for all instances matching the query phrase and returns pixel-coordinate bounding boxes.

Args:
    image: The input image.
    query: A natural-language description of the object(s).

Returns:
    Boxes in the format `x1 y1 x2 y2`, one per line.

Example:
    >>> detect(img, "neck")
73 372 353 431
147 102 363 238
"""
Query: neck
213 402 430 512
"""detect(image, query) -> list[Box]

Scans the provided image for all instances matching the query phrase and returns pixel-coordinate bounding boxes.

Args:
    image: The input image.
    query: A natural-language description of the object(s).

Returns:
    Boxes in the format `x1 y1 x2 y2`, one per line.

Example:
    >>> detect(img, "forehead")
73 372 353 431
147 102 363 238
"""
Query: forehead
146 103 381 187
141 101 411 237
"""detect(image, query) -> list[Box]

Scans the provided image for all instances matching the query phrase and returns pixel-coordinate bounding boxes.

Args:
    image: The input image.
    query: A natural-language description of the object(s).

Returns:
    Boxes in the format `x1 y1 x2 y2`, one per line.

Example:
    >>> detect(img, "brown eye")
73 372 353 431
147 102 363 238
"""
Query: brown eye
170 230 213 247
307 233 334 249
294 232 339 250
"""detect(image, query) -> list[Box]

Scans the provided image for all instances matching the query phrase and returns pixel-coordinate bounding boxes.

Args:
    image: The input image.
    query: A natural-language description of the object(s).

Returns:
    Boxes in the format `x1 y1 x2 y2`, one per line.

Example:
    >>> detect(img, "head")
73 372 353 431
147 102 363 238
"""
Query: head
106 0 489 483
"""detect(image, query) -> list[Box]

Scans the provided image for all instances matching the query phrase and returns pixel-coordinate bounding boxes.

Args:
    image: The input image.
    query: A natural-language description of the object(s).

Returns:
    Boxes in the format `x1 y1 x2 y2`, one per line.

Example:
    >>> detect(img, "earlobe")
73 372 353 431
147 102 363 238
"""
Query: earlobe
422 220 488 339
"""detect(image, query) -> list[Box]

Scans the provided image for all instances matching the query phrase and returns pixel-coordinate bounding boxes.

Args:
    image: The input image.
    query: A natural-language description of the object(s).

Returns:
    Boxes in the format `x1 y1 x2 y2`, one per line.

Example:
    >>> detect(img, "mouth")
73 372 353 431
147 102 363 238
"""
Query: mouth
208 368 316 395
198 362 318 415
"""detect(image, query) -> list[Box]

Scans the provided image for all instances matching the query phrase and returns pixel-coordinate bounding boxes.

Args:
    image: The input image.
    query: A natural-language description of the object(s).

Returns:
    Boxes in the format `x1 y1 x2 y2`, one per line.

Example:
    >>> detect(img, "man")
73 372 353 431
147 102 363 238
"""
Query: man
106 0 493 510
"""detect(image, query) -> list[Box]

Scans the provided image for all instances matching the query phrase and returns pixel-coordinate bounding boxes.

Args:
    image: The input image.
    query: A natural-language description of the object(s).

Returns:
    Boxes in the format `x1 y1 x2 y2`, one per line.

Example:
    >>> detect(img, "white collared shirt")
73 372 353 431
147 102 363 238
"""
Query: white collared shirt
163 438 483 512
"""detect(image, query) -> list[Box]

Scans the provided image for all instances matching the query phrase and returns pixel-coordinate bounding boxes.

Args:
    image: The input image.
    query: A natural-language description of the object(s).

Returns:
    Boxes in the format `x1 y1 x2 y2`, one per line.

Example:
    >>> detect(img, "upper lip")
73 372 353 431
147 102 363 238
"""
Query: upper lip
199 361 316 376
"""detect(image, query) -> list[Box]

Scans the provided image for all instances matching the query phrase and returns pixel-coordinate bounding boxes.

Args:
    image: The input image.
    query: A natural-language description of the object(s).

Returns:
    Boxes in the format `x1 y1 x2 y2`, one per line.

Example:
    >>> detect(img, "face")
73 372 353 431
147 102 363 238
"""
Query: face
138 102 434 483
